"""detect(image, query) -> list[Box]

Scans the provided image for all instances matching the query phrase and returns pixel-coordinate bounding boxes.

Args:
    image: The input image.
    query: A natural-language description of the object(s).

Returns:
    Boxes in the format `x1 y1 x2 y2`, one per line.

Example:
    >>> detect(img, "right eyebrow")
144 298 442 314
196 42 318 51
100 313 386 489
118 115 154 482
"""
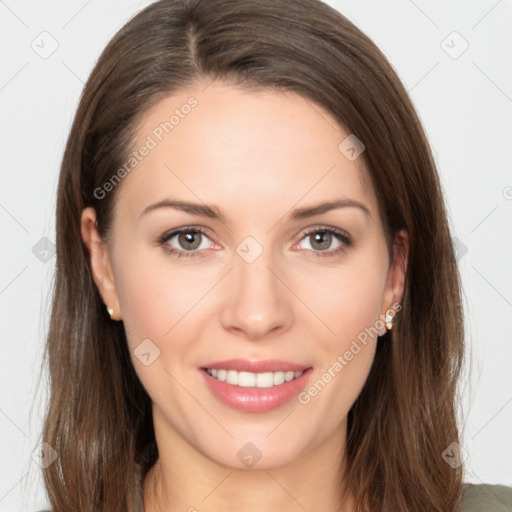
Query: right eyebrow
139 200 226 222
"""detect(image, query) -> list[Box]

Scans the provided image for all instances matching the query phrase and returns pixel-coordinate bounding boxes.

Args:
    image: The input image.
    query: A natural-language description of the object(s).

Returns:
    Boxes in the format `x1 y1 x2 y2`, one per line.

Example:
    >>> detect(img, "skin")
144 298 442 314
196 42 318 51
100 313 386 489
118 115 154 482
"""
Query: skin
81 82 408 512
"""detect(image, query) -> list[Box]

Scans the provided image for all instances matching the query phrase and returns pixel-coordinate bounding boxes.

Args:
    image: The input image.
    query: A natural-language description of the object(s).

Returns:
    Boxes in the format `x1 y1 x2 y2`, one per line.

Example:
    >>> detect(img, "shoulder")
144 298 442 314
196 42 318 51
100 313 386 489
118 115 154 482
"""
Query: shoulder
458 483 512 511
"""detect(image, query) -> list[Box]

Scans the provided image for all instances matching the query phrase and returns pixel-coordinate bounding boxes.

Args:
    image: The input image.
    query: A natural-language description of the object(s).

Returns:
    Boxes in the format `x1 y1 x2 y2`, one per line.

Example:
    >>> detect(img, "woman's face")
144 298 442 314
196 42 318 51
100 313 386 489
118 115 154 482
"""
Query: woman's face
82 82 406 470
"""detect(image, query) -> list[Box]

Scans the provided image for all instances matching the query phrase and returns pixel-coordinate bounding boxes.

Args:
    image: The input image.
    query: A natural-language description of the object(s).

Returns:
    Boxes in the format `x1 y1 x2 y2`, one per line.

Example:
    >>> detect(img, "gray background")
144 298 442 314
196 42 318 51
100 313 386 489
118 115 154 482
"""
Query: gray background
1 0 511 509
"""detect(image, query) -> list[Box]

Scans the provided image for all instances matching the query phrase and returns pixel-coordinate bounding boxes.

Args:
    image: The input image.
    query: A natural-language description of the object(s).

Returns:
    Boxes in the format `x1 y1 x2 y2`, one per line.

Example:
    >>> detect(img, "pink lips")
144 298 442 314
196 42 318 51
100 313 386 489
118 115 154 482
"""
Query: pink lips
199 359 313 413
201 358 311 373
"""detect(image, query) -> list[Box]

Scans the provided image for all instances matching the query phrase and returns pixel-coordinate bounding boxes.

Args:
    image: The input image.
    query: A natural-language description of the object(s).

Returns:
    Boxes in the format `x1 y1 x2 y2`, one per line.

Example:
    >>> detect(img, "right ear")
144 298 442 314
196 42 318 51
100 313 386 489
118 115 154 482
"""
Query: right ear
80 207 122 321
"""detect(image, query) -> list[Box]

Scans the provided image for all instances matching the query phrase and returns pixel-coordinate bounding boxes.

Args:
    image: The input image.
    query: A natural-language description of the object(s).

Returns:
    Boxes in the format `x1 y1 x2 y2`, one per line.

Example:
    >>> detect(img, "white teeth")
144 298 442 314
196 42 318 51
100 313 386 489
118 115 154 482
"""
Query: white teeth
238 371 255 387
206 368 305 388
273 371 285 385
226 370 238 385
256 372 274 388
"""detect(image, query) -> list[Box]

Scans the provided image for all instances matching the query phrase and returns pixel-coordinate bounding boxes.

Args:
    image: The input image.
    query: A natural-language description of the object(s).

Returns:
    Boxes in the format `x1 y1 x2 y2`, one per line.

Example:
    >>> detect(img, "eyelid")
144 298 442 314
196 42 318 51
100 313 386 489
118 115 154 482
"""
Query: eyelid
158 225 213 244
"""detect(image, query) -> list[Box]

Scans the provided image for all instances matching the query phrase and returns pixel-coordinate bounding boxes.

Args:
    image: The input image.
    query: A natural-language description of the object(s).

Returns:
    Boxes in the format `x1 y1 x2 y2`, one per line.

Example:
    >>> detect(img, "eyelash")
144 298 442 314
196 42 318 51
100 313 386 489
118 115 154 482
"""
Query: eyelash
158 226 352 259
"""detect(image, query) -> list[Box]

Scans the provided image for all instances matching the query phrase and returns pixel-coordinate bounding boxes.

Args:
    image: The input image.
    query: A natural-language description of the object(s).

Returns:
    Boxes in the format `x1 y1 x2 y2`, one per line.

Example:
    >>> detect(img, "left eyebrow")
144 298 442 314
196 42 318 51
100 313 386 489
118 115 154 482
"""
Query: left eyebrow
288 199 371 220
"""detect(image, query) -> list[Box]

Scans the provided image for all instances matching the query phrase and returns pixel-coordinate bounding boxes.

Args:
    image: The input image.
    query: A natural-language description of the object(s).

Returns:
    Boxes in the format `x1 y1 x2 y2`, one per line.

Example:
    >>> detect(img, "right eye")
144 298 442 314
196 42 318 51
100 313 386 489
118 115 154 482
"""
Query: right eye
158 227 216 259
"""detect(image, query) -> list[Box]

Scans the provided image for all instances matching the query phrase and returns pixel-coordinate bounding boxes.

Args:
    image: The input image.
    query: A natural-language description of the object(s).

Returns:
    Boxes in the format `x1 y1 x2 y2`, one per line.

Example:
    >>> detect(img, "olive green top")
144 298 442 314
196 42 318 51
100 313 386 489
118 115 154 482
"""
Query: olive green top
134 482 512 511
457 483 512 511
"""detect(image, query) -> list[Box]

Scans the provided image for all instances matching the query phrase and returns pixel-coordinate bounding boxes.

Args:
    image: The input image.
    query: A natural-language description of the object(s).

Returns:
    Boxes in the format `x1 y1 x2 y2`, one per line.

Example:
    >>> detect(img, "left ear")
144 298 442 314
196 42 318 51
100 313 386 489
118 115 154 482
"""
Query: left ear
381 228 409 316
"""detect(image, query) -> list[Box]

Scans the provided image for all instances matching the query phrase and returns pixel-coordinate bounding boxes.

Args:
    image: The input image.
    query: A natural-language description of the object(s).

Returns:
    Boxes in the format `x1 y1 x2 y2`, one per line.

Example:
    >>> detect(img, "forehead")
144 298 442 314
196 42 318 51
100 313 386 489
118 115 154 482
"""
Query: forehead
115 82 379 224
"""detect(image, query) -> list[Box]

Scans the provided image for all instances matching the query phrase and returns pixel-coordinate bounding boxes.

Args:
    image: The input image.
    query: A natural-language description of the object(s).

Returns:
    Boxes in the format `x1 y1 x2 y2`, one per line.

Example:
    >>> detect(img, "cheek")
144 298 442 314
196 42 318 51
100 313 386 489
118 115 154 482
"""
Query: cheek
306 255 387 347
112 243 209 346
112 252 208 403
114 265 167 347
298 251 387 407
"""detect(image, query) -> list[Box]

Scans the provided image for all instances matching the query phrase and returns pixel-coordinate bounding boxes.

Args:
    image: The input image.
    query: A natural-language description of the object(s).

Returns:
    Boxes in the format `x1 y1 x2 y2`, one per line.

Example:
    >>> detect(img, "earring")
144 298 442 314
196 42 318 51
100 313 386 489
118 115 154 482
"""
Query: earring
385 309 394 330
107 306 114 319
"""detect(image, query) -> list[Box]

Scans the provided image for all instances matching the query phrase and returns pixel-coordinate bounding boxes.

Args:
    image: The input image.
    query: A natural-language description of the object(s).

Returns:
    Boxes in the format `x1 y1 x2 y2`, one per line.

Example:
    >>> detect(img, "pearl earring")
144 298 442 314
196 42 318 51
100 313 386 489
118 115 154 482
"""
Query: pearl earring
107 306 114 318
385 309 394 330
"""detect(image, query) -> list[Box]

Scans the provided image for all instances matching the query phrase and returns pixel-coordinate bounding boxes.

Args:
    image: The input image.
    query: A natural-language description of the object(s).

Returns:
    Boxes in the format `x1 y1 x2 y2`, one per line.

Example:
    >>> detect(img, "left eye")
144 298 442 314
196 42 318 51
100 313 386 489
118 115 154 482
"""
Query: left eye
296 226 352 257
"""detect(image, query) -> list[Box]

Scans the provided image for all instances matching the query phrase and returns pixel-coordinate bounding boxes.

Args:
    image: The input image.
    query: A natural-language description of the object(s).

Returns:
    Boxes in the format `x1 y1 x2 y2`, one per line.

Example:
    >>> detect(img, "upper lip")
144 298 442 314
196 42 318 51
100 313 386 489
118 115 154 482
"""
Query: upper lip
201 358 312 373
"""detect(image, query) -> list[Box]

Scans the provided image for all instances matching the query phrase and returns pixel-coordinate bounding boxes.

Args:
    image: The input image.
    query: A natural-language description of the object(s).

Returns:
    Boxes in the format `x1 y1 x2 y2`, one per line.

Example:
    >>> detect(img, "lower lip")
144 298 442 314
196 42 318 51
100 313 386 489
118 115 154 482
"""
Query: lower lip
200 368 313 413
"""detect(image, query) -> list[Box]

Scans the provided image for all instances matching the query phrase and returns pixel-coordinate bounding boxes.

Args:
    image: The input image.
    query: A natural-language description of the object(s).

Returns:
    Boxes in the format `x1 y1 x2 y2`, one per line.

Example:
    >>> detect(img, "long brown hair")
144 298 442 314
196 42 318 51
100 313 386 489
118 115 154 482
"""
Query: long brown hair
41 0 465 510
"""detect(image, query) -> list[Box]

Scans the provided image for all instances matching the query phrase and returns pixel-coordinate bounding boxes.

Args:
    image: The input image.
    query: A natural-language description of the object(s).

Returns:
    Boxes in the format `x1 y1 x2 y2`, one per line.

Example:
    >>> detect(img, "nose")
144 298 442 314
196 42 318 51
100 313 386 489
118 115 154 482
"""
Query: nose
219 251 293 341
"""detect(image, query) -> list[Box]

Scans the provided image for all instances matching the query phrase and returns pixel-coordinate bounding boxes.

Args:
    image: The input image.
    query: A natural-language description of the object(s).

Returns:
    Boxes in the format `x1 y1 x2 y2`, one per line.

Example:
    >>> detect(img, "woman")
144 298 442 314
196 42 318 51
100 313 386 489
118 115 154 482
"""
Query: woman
40 0 512 510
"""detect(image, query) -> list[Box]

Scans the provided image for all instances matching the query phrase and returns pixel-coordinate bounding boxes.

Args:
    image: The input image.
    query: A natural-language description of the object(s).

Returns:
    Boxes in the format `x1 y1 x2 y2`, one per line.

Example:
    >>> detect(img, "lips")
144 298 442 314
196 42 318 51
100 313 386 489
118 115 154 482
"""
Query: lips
199 358 314 413
200 358 311 373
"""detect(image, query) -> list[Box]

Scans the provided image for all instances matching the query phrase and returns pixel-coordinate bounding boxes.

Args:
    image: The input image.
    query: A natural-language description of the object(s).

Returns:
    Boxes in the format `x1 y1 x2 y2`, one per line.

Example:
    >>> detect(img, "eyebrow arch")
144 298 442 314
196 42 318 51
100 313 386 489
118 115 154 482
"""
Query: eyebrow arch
140 200 226 222
139 198 370 222
289 199 370 220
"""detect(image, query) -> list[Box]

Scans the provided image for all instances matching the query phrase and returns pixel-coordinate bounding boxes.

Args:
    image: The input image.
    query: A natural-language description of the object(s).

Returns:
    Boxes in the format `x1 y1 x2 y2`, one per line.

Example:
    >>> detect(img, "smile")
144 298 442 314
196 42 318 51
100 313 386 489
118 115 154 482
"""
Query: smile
200 365 314 413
